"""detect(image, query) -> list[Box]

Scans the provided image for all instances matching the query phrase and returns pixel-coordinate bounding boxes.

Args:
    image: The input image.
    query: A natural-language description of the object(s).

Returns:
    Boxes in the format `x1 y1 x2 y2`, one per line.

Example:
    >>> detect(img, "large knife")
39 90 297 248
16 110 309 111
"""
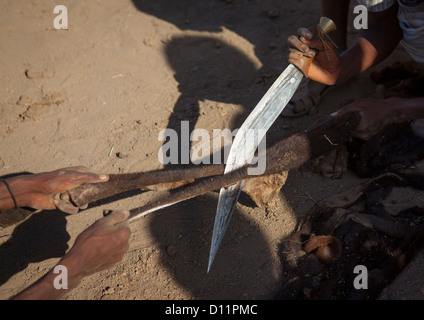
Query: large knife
207 17 336 273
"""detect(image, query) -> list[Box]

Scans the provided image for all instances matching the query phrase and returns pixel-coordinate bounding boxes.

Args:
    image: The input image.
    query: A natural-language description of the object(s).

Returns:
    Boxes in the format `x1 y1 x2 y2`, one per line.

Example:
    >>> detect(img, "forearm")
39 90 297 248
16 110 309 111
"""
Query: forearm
0 175 33 210
335 5 402 83
11 209 130 300
388 97 424 123
11 255 83 300
336 37 378 83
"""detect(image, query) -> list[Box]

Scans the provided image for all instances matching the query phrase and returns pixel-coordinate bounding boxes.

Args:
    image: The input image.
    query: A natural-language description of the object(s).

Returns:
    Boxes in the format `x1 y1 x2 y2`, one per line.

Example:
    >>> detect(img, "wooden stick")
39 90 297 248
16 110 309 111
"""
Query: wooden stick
67 165 225 207
67 111 360 218
127 111 361 221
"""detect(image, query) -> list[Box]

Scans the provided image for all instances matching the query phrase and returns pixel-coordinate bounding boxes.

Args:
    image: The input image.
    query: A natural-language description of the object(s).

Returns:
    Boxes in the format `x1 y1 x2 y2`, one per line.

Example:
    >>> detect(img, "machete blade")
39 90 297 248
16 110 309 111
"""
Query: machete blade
208 64 304 272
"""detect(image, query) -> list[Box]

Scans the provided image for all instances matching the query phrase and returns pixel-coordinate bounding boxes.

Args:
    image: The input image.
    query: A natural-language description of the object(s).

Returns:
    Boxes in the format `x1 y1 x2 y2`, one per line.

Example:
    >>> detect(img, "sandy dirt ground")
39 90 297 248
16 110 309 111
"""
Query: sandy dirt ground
1 0 424 300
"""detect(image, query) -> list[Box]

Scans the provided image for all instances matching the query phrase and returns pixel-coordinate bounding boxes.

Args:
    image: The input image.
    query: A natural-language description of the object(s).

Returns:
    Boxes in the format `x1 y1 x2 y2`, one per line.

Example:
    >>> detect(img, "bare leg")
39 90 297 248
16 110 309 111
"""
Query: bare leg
282 0 350 117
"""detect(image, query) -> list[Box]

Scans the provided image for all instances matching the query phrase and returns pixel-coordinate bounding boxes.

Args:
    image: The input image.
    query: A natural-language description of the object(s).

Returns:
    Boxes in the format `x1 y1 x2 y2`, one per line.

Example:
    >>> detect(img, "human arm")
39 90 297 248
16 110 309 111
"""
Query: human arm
333 97 424 140
10 210 131 300
287 4 402 85
0 166 109 214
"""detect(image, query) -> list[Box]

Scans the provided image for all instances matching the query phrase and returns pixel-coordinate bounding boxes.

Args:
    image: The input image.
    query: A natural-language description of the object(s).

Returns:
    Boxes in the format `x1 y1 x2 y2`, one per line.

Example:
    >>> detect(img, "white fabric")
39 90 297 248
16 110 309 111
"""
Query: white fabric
356 0 396 12
398 1 424 62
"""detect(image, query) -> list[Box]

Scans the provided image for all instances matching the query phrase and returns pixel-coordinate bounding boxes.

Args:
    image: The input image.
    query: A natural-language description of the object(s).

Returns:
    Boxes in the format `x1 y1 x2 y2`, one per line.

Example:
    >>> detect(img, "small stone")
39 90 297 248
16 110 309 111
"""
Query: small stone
116 152 127 159
103 286 114 295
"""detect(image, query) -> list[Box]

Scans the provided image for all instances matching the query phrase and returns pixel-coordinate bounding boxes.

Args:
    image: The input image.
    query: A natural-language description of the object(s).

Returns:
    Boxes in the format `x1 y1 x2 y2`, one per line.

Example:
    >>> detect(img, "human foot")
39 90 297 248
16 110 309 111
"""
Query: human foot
281 79 329 117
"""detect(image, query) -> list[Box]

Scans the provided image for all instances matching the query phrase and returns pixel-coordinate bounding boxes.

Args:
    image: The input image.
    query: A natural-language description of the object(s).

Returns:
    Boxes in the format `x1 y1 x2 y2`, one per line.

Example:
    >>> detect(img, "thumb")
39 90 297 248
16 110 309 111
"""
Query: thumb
101 210 130 225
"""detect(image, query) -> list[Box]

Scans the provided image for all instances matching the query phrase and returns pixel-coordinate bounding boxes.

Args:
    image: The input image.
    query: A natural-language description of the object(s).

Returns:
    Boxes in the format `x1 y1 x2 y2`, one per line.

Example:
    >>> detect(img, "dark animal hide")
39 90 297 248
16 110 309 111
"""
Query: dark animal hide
278 61 424 299
278 169 424 300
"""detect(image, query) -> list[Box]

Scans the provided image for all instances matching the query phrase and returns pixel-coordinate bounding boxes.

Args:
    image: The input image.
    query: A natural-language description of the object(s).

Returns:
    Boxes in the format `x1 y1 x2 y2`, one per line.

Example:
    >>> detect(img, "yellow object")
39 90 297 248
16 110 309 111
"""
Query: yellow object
317 16 338 59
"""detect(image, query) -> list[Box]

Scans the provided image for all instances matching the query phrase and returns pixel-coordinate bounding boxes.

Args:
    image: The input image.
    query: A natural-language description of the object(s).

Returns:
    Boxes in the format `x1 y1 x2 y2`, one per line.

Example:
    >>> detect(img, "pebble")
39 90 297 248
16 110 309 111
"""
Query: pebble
102 286 115 295
116 152 127 159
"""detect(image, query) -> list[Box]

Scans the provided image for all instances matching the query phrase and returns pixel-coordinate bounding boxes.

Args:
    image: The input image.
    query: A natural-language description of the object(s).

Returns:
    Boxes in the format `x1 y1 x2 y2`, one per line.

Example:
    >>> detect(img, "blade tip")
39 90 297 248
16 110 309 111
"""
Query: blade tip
207 254 215 274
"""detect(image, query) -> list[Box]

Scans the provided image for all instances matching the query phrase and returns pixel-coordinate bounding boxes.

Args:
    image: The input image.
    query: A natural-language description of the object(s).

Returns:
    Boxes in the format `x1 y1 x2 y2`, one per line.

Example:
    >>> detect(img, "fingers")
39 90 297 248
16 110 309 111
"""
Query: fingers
52 192 93 214
66 170 109 185
63 209 131 277
287 25 340 83
298 27 313 41
287 35 316 58
53 198 79 214
37 167 109 194
54 166 109 185
287 27 323 56
53 193 80 214
288 48 314 77
331 100 382 140
287 27 320 77
62 166 90 173
99 210 131 256
29 167 108 213
101 210 130 226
